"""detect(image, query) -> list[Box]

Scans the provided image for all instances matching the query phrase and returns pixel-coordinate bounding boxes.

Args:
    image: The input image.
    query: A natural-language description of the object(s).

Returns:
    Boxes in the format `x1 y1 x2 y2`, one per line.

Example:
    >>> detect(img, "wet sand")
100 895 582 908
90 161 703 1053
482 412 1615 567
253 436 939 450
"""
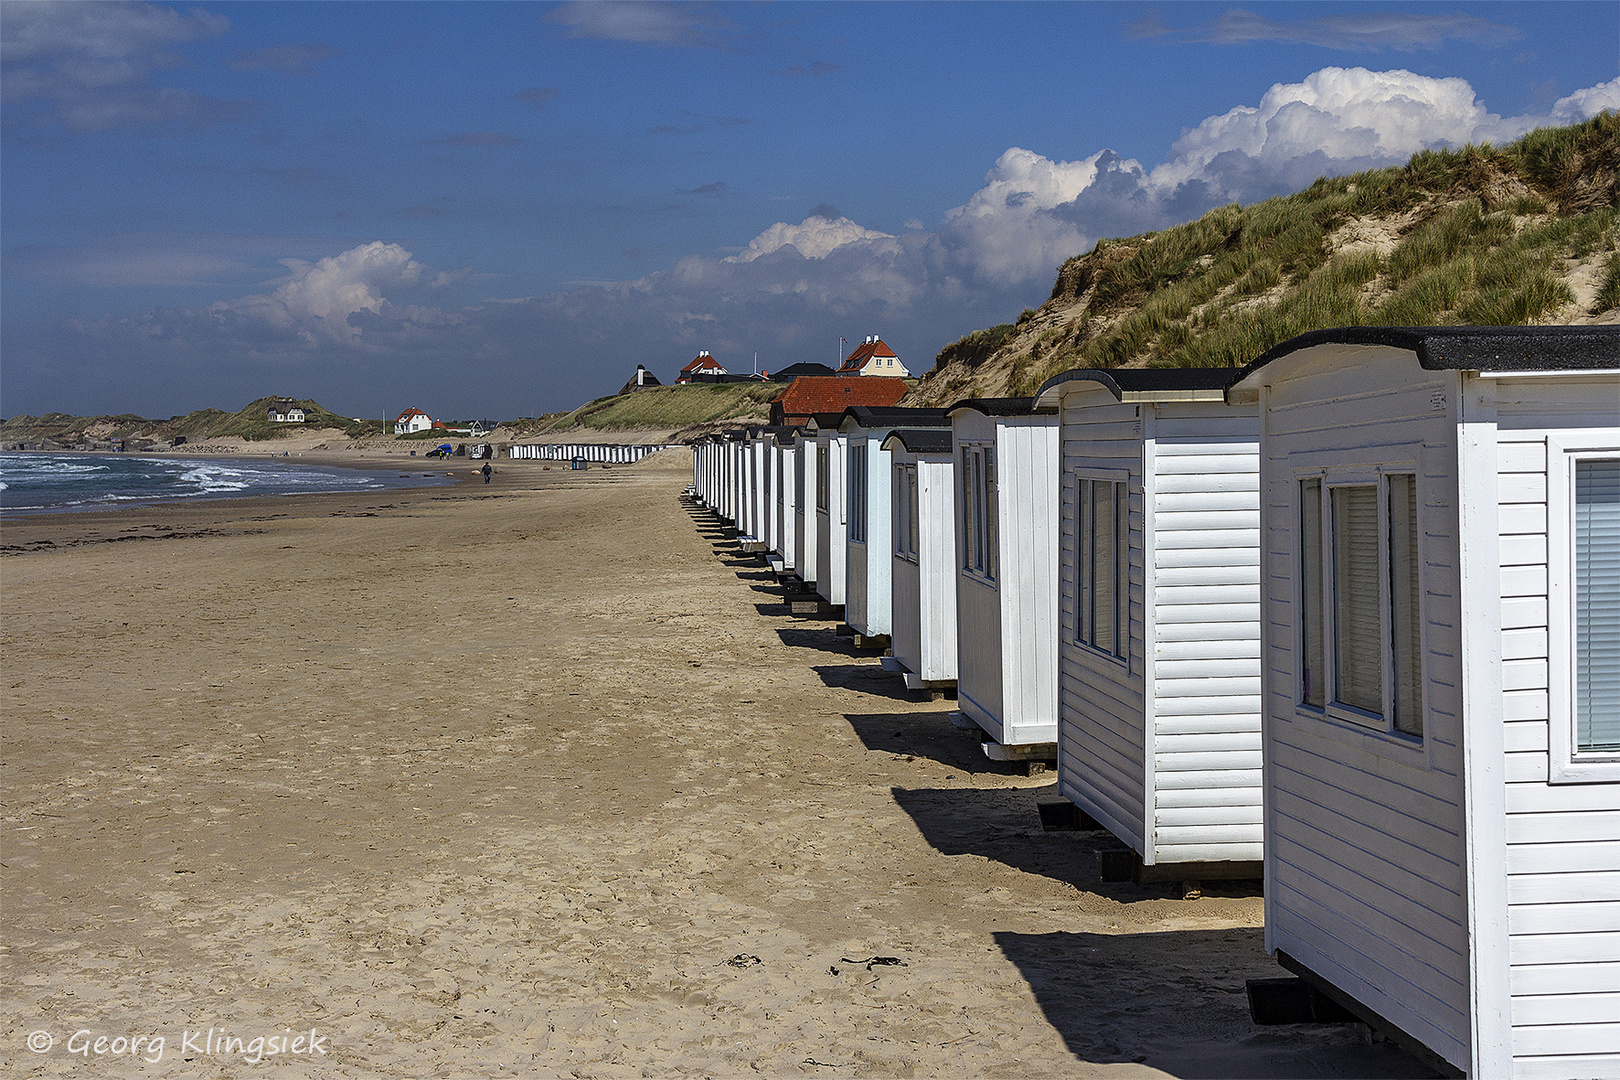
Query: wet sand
1 449 1432 1077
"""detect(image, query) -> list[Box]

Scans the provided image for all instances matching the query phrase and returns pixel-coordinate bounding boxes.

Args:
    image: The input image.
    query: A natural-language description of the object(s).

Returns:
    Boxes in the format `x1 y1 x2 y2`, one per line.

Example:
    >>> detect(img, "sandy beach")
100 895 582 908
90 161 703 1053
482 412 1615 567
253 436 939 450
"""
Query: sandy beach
2 448 1432 1078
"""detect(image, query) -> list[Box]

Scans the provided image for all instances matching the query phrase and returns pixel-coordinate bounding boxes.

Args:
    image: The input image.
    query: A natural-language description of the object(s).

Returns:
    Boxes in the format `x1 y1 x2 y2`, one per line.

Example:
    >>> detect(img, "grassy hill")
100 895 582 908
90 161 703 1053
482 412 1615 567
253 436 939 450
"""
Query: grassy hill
507 381 782 438
908 113 1619 405
0 397 379 447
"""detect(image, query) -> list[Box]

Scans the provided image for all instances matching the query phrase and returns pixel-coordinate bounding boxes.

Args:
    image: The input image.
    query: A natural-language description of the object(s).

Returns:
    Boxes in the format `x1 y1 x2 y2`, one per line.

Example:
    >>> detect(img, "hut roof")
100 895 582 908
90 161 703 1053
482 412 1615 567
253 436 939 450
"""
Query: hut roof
839 406 950 431
946 396 1047 418
1034 368 1232 409
881 428 954 455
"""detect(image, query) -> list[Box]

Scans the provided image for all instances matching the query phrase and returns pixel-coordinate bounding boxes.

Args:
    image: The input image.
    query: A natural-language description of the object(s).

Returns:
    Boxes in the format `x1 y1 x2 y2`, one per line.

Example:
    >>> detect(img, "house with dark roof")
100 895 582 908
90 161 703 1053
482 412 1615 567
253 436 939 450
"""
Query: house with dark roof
675 350 727 383
267 400 307 423
837 336 910 377
768 375 906 427
770 362 837 383
1225 325 1620 1077
620 364 662 393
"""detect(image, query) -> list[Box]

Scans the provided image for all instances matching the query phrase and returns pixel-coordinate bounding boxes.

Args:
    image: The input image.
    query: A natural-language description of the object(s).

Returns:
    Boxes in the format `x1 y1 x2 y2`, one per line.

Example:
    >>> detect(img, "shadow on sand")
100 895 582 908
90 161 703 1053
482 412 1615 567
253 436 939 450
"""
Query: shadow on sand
994 929 1438 1078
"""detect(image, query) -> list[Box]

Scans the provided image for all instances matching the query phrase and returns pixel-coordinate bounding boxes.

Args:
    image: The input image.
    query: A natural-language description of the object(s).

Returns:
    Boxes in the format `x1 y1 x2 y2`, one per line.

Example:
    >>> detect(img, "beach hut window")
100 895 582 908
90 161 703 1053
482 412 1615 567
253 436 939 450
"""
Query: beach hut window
1301 475 1424 740
1077 477 1128 660
961 446 998 581
849 444 868 543
816 445 829 512
1300 478 1326 708
894 462 919 561
1575 458 1620 754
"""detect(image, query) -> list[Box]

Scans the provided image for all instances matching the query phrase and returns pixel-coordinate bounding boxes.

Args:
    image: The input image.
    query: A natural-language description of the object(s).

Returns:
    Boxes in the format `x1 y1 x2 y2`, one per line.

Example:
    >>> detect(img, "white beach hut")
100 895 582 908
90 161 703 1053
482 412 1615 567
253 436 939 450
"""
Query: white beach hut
791 426 821 591
1031 367 1263 881
1227 325 1620 1078
810 414 850 611
769 428 796 576
839 407 951 648
948 398 1062 753
882 427 959 691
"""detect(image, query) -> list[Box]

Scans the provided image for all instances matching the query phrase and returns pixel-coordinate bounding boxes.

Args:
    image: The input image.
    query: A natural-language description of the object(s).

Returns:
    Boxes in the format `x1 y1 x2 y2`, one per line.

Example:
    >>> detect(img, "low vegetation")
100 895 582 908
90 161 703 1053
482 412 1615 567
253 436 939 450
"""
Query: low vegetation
508 381 781 436
910 113 1619 403
0 397 370 447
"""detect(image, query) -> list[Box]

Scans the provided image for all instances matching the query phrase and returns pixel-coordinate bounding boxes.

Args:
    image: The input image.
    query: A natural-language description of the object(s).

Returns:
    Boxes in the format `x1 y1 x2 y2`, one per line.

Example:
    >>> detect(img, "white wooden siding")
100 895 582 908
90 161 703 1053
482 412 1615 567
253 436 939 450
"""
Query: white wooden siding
890 449 958 682
1494 378 1620 1077
815 433 849 605
1058 384 1148 852
1147 404 1264 864
1259 352 1470 1072
997 417 1060 745
954 411 1006 739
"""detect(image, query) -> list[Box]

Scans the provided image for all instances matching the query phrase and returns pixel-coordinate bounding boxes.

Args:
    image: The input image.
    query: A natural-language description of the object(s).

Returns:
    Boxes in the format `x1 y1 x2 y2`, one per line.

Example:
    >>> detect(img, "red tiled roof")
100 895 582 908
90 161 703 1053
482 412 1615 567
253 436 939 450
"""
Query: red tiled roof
395 408 429 422
836 337 898 372
772 375 906 420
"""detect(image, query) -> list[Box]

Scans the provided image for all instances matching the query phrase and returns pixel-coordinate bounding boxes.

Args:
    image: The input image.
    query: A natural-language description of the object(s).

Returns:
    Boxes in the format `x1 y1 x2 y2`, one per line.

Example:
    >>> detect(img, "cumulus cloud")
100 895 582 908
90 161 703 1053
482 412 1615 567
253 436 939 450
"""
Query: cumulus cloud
724 214 897 263
209 241 430 347
0 0 253 134
937 67 1620 286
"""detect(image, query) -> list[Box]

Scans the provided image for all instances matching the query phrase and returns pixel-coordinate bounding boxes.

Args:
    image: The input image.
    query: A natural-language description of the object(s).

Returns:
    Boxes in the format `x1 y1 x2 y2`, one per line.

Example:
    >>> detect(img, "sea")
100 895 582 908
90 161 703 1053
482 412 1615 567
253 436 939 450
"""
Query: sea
0 452 455 514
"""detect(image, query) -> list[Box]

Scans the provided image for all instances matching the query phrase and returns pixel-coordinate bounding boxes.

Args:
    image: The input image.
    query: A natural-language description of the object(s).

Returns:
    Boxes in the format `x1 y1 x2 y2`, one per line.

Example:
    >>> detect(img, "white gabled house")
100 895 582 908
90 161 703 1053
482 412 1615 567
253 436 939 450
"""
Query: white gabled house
394 408 433 434
882 427 959 691
839 407 950 648
949 397 1061 753
1227 325 1620 1078
1032 367 1263 881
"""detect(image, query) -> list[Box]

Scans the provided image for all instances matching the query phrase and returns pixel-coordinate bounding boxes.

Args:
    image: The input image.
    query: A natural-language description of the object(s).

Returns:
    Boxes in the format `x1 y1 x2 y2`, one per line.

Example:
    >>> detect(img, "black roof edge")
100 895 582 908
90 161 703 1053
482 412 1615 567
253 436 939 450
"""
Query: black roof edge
880 428 954 454
840 405 951 429
946 395 1046 417
1229 325 1620 389
1035 367 1234 402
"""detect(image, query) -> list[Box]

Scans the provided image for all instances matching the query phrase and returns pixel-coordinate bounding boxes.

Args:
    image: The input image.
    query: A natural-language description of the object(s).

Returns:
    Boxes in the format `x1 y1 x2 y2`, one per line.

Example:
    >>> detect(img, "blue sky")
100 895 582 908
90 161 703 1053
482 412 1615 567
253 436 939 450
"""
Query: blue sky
2 1 1616 421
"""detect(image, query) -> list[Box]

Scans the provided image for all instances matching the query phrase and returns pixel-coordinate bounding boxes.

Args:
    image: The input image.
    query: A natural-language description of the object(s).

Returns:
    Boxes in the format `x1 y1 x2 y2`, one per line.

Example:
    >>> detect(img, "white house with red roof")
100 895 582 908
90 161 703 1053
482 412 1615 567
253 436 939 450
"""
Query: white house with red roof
394 408 433 434
837 336 909 377
675 350 727 383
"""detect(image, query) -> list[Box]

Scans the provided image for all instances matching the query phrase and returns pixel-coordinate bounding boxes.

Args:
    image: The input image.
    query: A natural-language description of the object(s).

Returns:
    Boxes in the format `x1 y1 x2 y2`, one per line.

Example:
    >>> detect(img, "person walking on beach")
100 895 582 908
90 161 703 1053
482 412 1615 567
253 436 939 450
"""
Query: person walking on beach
481 461 493 484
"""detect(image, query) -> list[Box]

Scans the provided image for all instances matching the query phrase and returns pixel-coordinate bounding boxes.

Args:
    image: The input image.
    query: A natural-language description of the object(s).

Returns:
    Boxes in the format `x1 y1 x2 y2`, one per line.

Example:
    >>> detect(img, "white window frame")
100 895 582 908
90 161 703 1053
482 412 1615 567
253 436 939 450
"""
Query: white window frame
1548 432 1620 784
1292 446 1427 751
1073 467 1130 665
815 442 829 513
960 442 997 584
848 440 868 544
894 461 919 563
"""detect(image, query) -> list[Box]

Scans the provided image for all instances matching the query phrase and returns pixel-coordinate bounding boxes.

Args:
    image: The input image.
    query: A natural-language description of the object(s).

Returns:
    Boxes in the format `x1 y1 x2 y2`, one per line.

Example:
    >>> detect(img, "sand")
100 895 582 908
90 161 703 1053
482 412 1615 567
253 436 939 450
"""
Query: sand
1 449 1433 1078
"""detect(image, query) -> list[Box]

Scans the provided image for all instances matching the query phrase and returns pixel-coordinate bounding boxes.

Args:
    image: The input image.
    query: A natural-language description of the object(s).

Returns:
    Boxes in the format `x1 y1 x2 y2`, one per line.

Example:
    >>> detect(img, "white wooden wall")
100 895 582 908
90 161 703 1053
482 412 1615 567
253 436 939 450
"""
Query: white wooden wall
1493 376 1620 1078
1147 401 1263 865
954 412 1061 746
890 450 958 682
796 438 818 586
1057 384 1150 853
846 433 895 638
1257 350 1471 1071
815 433 849 605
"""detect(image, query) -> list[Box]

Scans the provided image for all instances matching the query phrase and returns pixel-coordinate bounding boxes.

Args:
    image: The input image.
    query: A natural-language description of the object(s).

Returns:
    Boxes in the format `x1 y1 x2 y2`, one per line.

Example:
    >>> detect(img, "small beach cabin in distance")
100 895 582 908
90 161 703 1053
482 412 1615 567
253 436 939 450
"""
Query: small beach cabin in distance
882 427 959 692
770 428 797 576
1227 325 1620 1078
792 425 821 591
1032 367 1263 882
840 407 950 648
809 413 849 611
948 397 1061 754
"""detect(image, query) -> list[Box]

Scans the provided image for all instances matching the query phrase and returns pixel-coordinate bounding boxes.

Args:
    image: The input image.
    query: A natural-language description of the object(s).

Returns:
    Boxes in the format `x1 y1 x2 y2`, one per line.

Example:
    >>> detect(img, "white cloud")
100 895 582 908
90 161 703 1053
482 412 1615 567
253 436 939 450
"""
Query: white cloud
213 242 428 346
544 1 735 49
0 0 250 134
1551 78 1620 125
723 214 896 263
1143 9 1522 51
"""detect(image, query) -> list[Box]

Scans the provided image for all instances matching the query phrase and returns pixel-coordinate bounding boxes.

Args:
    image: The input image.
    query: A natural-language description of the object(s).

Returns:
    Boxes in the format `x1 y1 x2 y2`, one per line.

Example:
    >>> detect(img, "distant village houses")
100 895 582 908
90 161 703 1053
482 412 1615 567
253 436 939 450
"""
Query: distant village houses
394 408 434 434
267 401 307 423
837 336 909 377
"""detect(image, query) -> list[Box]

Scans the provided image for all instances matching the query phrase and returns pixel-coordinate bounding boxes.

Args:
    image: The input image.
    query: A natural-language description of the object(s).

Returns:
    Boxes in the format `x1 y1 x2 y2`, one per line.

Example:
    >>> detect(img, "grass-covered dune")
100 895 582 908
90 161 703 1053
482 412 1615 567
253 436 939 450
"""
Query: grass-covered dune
0 397 383 447
507 381 782 438
911 113 1619 405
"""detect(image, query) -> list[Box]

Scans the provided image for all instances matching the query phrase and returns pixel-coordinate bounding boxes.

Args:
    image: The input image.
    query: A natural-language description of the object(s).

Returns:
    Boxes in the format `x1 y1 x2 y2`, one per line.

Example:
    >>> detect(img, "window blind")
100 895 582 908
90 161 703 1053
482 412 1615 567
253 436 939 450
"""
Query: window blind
1576 458 1620 753
1333 485 1382 715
